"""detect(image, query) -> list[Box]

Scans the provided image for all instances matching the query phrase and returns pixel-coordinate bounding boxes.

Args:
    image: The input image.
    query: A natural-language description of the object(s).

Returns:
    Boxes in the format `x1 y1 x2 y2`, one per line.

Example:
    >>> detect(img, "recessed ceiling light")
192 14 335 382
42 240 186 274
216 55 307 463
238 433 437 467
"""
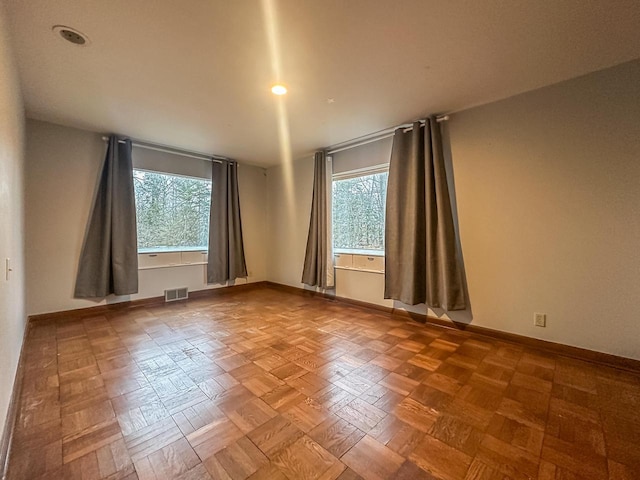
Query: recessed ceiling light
271 85 287 95
52 25 90 46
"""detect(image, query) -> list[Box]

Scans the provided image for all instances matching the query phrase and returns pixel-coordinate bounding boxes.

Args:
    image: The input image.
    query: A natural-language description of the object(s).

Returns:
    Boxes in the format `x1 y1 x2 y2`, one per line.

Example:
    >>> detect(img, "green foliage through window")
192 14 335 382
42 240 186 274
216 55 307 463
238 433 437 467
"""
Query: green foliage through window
133 170 211 251
332 171 388 251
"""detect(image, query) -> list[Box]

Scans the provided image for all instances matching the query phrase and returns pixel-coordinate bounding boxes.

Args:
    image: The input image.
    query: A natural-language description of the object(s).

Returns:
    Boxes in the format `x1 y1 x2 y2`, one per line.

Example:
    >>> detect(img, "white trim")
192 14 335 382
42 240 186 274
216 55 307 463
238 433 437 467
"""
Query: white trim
332 163 389 181
133 167 212 183
334 266 384 275
138 246 208 254
325 155 335 288
138 262 207 271
334 248 384 257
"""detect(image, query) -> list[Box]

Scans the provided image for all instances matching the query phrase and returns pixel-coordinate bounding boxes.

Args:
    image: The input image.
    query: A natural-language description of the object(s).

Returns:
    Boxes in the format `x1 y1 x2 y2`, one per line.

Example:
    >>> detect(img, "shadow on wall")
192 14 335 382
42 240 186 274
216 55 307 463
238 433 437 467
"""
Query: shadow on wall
440 122 473 325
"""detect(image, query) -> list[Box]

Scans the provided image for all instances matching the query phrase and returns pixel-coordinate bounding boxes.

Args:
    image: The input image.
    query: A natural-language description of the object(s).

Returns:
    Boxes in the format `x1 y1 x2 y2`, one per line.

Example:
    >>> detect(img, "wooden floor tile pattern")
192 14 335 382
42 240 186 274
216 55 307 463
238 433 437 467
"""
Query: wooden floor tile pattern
6 286 640 479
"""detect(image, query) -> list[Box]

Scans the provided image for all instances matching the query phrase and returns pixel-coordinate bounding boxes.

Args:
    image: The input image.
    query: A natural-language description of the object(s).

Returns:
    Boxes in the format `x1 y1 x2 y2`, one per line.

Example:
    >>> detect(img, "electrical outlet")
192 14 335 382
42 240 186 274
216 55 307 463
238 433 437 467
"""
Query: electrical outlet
534 312 546 327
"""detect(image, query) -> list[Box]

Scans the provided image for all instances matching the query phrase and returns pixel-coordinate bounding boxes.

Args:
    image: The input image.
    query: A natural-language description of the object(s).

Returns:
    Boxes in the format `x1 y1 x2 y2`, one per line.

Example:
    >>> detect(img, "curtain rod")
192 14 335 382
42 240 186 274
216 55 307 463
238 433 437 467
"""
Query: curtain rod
101 136 229 164
326 115 449 155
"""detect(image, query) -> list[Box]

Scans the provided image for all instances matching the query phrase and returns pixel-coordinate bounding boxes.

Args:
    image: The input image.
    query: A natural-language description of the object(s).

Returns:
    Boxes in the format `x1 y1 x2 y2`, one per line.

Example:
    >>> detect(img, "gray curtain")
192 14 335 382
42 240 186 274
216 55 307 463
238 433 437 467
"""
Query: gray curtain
207 160 248 284
302 151 334 288
74 136 138 298
384 118 466 310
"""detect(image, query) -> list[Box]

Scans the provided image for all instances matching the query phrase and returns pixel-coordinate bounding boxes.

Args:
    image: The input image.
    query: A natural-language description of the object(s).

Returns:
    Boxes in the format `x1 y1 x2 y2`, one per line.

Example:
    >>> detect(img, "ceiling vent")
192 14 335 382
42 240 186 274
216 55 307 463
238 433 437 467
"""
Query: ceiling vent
52 25 90 46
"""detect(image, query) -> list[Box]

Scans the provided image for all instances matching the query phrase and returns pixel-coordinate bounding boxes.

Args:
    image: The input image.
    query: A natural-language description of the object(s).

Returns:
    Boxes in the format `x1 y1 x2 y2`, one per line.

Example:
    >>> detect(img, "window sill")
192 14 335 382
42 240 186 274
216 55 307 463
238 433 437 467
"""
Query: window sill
335 266 385 275
139 262 207 271
334 248 384 257
138 246 208 254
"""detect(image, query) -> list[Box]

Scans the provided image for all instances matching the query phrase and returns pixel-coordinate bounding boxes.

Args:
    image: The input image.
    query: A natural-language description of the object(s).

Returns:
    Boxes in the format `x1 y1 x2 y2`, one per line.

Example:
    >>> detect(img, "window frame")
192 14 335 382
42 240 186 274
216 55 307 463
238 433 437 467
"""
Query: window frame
331 163 389 256
133 168 212 254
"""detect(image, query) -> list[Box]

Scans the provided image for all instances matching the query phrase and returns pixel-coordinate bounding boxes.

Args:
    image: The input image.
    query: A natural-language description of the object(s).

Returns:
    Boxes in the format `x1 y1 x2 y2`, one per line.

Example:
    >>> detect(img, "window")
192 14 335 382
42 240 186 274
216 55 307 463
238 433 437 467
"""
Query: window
332 168 388 253
133 169 211 252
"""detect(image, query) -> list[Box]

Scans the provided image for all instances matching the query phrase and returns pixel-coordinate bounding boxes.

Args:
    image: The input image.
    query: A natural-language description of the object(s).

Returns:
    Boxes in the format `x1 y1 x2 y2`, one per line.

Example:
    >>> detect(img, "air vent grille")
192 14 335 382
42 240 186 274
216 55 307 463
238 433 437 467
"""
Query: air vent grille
165 287 188 302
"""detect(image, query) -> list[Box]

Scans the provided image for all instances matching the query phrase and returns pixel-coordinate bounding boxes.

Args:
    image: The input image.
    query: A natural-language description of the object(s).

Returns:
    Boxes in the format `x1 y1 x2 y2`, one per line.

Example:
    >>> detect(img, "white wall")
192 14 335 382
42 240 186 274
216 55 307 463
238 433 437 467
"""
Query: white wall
25 119 267 316
0 4 25 442
448 59 640 359
266 59 640 360
266 156 314 288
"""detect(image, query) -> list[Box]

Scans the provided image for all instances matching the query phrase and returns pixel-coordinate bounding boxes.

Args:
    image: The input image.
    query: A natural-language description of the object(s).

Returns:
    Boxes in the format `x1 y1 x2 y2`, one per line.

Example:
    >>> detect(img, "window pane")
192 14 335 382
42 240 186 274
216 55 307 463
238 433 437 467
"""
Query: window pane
332 171 388 251
133 170 211 251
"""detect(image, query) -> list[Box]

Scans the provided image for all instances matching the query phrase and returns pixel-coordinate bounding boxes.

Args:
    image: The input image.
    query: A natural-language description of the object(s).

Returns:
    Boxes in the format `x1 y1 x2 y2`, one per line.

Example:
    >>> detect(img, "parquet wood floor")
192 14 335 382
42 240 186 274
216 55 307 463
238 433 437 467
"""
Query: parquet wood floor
6 285 640 479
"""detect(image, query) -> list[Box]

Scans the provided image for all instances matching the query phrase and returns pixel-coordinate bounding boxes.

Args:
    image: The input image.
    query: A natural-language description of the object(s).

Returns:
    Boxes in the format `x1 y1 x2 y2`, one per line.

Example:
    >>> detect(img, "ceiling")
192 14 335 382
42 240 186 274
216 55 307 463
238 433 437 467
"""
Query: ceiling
6 0 640 166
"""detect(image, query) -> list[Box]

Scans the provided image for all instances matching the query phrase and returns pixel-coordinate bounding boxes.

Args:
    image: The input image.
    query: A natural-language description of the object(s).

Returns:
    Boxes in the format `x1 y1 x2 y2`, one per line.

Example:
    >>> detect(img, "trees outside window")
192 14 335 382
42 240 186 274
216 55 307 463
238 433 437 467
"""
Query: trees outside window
133 170 211 251
332 171 388 252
